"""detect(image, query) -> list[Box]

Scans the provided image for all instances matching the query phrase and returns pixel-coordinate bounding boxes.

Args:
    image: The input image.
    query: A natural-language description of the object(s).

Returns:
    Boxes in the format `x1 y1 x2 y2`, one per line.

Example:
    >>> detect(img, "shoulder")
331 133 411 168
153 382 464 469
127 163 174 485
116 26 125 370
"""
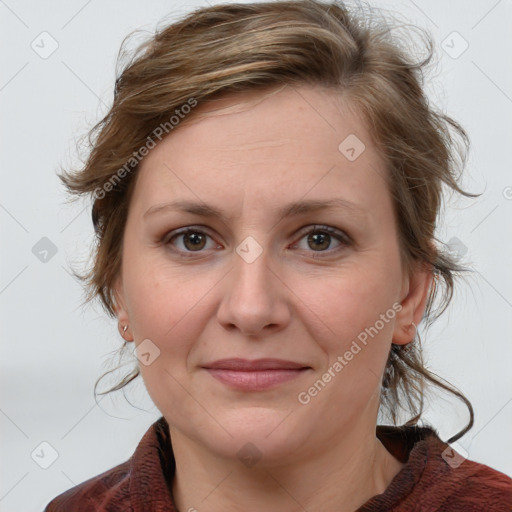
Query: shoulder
408 428 512 511
436 456 512 511
44 460 131 511
372 424 512 511
43 416 175 511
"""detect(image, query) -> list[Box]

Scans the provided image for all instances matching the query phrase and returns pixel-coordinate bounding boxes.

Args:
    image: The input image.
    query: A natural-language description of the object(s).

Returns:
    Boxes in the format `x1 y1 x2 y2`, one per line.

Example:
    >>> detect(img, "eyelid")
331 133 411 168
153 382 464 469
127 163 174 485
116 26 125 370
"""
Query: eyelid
293 224 353 244
163 225 218 244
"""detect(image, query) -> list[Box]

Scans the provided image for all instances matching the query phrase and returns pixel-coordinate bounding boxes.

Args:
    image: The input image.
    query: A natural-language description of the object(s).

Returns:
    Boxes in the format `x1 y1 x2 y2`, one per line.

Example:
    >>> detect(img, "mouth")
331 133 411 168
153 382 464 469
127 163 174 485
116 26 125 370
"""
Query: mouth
201 358 312 391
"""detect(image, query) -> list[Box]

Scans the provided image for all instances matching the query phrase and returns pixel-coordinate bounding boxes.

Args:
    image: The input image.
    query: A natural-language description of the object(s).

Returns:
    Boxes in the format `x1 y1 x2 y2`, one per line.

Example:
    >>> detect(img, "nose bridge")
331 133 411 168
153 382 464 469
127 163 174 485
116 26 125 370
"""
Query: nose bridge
216 234 288 335
231 234 274 307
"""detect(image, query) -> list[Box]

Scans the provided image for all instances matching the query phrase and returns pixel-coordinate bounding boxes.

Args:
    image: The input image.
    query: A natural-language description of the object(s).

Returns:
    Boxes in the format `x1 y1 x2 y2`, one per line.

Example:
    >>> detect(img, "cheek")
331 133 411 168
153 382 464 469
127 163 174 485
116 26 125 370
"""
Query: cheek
294 263 400 351
296 279 397 410
124 259 221 361
125 266 215 412
292 266 400 408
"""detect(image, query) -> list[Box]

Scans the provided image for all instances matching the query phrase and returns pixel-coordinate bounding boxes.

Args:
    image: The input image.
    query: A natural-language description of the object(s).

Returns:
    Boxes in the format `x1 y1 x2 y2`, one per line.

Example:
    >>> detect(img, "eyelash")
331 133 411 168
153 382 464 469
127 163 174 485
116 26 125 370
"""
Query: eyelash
163 225 353 259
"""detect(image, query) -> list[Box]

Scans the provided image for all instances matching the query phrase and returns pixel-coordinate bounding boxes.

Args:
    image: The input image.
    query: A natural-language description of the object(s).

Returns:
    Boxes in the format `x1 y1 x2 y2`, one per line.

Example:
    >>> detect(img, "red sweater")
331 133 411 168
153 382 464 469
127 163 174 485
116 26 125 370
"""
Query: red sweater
44 416 512 511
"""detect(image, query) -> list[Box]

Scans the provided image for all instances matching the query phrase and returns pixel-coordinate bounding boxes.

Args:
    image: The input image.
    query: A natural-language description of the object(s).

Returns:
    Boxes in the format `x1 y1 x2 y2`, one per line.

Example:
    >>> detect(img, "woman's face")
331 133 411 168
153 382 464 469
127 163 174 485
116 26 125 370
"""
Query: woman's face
114 84 431 465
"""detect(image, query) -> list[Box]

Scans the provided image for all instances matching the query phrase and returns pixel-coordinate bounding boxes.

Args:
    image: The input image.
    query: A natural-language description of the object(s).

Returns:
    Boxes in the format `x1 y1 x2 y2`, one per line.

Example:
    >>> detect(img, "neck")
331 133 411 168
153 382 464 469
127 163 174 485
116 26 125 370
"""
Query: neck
170 422 404 512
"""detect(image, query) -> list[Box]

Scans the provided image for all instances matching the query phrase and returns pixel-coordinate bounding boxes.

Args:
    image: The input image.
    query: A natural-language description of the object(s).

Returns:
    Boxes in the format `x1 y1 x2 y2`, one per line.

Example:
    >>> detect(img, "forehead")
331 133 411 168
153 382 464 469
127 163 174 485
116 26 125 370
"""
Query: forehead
131 84 390 221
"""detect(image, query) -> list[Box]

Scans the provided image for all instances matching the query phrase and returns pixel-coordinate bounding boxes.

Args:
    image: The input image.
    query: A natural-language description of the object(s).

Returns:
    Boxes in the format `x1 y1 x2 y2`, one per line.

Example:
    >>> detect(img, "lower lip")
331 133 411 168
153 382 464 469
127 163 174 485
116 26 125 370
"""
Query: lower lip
204 368 309 391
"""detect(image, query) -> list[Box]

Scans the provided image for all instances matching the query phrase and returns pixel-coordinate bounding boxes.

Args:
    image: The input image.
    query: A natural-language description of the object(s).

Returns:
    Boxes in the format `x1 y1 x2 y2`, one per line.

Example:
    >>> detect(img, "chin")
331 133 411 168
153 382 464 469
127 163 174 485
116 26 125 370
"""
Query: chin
177 405 309 466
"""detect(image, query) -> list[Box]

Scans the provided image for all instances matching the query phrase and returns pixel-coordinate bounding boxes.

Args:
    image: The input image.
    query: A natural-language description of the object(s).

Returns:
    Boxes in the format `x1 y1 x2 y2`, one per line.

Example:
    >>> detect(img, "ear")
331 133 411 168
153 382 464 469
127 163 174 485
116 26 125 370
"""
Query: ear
113 275 133 342
392 260 434 345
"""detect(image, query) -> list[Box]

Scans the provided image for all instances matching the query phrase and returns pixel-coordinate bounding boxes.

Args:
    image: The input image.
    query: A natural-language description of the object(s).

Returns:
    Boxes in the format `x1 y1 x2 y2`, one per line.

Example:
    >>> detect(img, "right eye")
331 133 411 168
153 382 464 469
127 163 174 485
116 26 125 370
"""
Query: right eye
164 227 222 256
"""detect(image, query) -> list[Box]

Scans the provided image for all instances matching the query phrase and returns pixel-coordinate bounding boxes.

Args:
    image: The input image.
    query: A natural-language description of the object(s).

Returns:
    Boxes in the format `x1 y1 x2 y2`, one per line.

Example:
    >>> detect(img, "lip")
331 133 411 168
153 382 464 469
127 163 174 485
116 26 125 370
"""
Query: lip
201 358 311 391
202 358 309 371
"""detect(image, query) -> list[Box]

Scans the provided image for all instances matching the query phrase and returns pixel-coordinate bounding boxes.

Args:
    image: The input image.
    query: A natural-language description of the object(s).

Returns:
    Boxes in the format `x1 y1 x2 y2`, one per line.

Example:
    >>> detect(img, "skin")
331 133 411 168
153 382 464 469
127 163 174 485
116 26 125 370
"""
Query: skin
113 84 433 512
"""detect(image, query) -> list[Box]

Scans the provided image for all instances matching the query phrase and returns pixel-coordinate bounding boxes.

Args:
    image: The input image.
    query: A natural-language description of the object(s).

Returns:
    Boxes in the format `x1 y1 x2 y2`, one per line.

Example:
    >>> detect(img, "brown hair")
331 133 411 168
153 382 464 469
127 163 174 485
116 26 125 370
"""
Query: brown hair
59 0 479 443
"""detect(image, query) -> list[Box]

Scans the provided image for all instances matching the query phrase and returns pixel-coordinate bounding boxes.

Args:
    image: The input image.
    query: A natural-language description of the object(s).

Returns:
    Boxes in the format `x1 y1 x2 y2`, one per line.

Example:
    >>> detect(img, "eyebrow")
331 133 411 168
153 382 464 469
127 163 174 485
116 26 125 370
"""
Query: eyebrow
143 198 368 222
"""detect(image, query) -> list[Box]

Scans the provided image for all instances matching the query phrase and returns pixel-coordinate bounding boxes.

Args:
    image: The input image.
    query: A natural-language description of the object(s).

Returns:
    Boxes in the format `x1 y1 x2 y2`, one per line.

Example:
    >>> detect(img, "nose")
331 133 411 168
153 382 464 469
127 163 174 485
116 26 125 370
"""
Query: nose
216 242 291 337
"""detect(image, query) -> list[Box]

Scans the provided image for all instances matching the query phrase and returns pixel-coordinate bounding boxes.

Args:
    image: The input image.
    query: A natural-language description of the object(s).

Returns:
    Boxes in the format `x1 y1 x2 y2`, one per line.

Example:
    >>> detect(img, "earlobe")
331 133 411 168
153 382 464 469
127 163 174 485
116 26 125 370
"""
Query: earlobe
392 262 434 345
119 323 133 342
113 277 133 342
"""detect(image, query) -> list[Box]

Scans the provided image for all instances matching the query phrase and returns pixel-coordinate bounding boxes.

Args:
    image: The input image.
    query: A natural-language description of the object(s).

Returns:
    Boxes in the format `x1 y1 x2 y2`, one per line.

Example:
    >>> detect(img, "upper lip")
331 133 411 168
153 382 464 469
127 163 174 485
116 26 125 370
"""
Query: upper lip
202 358 310 371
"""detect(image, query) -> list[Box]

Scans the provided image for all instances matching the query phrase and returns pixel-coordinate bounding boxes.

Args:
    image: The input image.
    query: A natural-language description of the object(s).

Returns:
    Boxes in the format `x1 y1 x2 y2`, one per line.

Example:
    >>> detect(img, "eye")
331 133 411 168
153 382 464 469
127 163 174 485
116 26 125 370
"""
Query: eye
163 224 352 259
291 225 352 257
164 227 220 255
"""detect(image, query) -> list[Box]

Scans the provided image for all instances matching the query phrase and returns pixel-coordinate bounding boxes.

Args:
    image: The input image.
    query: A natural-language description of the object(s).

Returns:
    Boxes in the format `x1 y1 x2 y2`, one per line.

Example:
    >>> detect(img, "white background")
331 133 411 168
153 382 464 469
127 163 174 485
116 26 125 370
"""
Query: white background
1 0 511 510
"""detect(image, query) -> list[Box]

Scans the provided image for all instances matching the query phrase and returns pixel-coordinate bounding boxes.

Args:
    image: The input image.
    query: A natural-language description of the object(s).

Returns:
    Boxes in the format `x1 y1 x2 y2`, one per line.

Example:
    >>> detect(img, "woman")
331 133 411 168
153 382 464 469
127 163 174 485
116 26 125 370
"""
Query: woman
45 0 512 510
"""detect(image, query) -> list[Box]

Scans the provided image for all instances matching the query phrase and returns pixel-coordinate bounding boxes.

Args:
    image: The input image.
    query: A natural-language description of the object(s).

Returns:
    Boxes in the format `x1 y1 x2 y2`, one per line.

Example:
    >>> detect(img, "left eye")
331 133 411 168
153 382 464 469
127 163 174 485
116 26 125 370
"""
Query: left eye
292 225 351 254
